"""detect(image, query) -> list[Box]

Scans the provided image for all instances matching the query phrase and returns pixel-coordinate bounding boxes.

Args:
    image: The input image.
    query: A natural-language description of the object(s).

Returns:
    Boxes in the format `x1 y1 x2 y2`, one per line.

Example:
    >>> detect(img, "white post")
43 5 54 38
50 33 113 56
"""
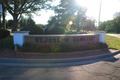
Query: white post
94 31 106 43
13 31 30 47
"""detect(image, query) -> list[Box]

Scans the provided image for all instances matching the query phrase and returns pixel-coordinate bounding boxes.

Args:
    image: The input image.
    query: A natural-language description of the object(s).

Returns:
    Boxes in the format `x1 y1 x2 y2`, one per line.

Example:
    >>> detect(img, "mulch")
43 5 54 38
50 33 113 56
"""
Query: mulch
0 48 118 59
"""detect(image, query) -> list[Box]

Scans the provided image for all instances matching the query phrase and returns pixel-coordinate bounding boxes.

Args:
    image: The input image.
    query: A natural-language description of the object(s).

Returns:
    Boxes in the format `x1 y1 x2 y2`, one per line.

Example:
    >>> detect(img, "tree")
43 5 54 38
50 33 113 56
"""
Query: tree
81 19 95 31
19 17 27 28
113 12 120 18
0 1 7 29
47 16 59 27
54 0 87 31
3 0 52 31
7 20 13 29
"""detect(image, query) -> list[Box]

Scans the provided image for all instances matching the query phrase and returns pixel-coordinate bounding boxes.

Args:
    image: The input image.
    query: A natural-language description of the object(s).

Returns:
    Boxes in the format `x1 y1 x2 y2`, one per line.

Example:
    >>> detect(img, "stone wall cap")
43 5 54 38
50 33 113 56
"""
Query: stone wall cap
13 31 30 33
24 34 98 37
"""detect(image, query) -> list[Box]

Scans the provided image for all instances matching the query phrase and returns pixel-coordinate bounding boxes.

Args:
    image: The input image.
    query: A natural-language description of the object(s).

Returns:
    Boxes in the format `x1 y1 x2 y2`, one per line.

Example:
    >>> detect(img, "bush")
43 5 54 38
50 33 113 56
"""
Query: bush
65 32 78 34
21 25 44 35
45 27 65 34
60 44 69 52
21 43 108 53
0 29 9 39
51 44 61 53
79 32 87 34
40 44 51 53
22 42 31 52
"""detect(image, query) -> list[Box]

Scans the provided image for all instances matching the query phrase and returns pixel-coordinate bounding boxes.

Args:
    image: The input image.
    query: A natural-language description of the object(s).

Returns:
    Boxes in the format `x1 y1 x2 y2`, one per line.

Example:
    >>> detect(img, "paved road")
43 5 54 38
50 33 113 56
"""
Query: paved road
107 34 120 38
0 53 120 80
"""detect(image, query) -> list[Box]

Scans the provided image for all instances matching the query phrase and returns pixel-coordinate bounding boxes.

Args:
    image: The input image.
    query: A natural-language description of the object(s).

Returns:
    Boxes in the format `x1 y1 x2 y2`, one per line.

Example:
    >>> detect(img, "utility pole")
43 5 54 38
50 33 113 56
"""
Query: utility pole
0 3 3 54
98 0 102 27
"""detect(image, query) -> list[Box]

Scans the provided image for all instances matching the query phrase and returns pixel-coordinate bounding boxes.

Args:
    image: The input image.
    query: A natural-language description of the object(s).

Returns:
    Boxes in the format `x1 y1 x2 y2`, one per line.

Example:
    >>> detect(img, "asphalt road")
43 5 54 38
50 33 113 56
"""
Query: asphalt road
0 54 120 80
107 34 120 38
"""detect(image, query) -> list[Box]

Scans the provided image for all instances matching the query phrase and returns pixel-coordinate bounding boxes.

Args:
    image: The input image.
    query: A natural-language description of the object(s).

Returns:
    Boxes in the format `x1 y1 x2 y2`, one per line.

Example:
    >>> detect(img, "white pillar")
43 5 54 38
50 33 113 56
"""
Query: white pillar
13 31 30 47
94 31 106 43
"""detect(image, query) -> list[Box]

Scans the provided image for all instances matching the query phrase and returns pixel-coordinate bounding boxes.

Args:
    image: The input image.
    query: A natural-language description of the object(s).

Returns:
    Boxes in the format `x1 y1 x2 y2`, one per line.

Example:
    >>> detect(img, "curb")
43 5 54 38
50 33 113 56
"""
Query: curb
0 50 120 63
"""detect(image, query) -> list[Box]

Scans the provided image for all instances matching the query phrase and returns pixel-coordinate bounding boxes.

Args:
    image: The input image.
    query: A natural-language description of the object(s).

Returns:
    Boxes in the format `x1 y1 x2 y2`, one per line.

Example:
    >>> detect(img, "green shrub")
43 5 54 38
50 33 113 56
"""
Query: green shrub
65 32 78 34
60 44 69 52
40 44 51 53
51 44 61 53
21 25 44 35
22 42 31 52
0 29 9 39
45 27 65 34
31 45 40 52
79 32 87 34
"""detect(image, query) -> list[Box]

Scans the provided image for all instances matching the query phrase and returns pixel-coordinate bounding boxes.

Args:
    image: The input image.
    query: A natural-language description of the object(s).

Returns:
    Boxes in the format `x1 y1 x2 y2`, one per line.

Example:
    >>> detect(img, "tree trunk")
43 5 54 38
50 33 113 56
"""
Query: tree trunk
77 12 80 32
2 3 6 29
13 15 18 31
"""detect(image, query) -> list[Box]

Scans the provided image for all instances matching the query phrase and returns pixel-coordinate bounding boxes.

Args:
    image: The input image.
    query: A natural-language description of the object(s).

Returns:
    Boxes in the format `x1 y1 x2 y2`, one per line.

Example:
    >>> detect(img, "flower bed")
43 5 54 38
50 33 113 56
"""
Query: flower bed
19 42 108 53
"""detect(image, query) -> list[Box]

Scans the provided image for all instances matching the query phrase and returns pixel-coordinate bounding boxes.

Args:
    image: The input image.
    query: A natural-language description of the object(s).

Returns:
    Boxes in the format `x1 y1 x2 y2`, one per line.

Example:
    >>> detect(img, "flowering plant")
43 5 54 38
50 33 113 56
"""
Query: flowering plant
40 44 51 53
51 44 61 53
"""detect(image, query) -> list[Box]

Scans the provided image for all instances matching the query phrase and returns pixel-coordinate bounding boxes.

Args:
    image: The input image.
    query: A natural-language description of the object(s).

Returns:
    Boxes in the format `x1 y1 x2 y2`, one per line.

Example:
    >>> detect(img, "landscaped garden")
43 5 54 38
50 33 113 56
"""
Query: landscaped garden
21 42 108 53
1 33 120 53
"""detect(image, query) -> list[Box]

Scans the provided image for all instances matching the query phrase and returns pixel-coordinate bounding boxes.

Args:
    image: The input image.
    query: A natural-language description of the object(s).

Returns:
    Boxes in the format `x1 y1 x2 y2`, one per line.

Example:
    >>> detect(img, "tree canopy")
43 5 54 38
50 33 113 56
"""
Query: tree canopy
98 17 120 33
52 0 87 31
3 0 52 31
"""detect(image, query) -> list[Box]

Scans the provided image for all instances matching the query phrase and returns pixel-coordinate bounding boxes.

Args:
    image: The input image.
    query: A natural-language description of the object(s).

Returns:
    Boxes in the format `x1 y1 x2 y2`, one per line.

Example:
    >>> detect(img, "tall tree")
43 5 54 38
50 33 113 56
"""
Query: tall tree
54 0 87 31
3 0 52 31
0 1 7 29
113 12 120 19
2 3 6 29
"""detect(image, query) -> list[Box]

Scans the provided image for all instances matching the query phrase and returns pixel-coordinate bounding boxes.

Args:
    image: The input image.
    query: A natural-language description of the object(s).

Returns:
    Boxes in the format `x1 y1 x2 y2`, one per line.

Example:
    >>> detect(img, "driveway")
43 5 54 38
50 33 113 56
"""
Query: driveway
0 53 120 80
107 34 120 38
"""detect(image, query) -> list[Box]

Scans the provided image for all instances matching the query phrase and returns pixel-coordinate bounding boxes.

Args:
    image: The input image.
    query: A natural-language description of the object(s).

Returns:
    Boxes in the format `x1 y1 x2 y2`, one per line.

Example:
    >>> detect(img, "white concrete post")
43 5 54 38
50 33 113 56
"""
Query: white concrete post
94 31 106 43
13 31 30 47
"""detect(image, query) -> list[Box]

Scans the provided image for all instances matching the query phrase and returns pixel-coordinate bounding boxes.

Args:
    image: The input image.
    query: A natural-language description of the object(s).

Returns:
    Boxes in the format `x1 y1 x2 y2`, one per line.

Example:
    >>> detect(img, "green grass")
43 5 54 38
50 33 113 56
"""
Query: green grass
106 35 120 50
0 36 14 49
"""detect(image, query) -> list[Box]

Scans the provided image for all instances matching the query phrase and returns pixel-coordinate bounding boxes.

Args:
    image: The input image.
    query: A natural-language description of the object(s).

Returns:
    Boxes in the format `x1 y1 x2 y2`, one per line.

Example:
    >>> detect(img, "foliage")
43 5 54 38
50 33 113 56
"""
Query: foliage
60 44 74 52
113 12 120 18
53 0 87 31
47 16 59 27
0 36 13 49
7 20 13 29
81 19 95 31
45 26 65 34
20 25 44 35
0 29 10 39
3 0 52 31
51 44 61 53
36 24 45 28
40 44 51 53
98 12 120 33
19 17 28 28
106 35 120 50
65 32 78 34
22 42 32 52
21 42 108 53
60 44 69 52
31 45 40 52
27 18 36 26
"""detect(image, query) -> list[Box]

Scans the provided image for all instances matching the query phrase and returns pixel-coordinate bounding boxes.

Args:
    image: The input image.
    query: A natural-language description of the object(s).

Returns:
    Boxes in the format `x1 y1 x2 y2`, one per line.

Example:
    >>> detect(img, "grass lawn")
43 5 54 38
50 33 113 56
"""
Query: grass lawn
0 36 14 49
106 35 120 50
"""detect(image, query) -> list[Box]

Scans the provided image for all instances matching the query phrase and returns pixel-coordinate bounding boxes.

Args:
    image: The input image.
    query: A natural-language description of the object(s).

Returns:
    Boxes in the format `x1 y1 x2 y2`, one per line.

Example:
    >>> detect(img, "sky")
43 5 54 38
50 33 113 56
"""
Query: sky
5 0 120 25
